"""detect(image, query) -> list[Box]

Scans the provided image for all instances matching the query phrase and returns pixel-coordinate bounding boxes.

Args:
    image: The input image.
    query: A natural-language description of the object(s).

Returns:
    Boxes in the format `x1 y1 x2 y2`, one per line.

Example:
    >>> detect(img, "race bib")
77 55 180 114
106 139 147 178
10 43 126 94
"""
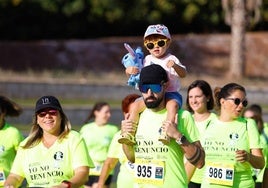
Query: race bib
90 162 103 175
205 161 234 186
0 168 5 186
134 159 165 186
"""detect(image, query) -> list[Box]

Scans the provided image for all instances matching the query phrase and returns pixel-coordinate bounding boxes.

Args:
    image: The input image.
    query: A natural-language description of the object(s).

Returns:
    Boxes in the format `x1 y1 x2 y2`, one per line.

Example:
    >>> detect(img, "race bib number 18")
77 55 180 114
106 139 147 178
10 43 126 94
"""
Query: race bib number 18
205 161 234 186
134 159 165 186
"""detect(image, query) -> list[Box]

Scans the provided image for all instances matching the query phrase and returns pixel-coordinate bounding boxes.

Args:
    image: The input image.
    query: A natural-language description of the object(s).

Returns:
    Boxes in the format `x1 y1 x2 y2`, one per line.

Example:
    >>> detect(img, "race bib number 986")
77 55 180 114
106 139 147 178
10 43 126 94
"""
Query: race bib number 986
134 159 165 186
205 161 234 186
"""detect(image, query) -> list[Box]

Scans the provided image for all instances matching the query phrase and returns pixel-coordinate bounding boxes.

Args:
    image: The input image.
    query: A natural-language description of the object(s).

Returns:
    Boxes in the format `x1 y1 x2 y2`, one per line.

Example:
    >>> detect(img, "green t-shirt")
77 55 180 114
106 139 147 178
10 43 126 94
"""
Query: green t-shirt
133 108 199 188
190 113 217 184
255 122 268 182
10 130 94 188
0 123 24 186
201 117 261 188
107 131 135 188
80 122 118 176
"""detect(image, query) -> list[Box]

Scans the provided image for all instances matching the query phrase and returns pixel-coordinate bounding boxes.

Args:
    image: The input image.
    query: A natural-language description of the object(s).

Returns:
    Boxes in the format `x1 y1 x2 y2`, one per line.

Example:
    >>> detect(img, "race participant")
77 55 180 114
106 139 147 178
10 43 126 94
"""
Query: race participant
121 64 205 187
119 24 187 146
97 94 140 188
243 104 268 188
4 95 94 188
0 96 24 187
184 80 217 188
80 102 118 188
201 83 264 188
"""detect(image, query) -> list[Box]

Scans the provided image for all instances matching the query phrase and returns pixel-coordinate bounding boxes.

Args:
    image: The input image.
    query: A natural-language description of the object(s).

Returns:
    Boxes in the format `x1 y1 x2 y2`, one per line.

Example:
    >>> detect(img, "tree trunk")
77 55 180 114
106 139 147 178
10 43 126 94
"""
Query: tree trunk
230 0 246 78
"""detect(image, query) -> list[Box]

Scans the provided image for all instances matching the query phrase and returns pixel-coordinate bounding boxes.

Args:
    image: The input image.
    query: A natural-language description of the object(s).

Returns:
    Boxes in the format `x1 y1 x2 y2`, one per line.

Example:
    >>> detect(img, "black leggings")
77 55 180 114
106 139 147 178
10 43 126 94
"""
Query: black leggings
188 181 201 188
85 175 112 186
255 182 262 188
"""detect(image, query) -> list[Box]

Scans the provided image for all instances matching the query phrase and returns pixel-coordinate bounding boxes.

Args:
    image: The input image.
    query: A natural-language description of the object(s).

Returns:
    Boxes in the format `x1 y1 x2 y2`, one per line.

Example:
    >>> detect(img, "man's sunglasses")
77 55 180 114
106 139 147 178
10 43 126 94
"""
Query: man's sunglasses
144 39 168 50
225 98 248 107
38 110 58 117
139 84 162 93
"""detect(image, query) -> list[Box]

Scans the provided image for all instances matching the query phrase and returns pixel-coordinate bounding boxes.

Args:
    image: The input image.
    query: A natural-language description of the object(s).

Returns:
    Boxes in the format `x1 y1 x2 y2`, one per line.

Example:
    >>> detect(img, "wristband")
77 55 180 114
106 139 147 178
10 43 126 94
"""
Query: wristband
62 180 71 188
176 135 186 145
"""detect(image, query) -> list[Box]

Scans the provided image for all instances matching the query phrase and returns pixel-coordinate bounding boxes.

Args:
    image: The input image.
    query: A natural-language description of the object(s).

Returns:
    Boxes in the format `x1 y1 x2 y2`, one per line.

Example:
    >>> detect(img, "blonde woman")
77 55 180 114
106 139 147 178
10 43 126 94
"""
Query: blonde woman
5 96 94 188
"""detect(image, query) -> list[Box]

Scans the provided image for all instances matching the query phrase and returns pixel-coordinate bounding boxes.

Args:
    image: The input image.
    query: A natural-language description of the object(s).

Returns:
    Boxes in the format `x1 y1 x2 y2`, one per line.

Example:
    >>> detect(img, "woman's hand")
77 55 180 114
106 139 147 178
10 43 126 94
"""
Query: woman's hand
235 150 250 163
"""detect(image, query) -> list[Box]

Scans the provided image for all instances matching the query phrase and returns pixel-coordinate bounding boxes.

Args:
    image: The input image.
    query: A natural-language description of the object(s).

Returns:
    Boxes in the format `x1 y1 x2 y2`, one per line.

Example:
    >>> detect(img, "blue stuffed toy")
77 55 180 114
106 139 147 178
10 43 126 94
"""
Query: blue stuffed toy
121 43 144 89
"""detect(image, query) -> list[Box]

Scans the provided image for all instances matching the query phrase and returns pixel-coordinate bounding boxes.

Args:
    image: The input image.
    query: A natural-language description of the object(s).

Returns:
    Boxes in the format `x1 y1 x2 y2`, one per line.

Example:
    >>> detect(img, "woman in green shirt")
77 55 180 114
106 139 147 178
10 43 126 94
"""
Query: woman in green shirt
0 96 24 187
201 83 264 188
185 80 217 188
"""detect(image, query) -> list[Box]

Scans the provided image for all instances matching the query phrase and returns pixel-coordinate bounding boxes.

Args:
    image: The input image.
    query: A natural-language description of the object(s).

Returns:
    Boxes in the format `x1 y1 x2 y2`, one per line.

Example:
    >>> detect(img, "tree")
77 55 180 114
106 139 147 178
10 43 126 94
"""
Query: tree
222 0 262 78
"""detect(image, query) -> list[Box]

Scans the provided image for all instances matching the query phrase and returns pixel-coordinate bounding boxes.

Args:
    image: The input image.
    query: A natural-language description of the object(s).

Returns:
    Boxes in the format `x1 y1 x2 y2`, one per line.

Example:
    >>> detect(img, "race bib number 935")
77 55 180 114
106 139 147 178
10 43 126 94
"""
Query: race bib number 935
134 159 165 186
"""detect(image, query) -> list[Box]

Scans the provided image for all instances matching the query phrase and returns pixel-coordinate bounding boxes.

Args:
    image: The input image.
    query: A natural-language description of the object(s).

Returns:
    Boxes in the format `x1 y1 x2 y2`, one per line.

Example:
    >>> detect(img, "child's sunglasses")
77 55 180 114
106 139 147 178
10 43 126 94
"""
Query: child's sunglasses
139 84 162 93
144 39 168 50
225 98 248 107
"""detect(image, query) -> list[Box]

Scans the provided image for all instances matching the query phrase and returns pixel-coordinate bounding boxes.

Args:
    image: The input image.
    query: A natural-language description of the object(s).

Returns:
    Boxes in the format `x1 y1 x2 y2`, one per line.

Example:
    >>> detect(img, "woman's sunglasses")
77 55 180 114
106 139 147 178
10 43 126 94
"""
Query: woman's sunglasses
225 98 248 107
144 39 168 50
38 110 58 117
139 84 162 93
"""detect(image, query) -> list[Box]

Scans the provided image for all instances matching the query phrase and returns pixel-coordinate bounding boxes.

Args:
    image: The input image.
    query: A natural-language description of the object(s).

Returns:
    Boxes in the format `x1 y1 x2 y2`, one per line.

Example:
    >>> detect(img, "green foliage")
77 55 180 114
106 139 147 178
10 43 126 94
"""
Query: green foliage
183 3 200 23
262 0 268 20
30 0 86 15
35 0 59 13
0 0 267 40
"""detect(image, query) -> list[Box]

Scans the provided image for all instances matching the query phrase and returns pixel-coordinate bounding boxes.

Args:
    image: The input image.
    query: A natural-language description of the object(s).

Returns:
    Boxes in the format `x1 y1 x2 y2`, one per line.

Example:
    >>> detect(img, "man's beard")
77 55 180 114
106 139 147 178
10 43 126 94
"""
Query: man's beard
144 95 163 109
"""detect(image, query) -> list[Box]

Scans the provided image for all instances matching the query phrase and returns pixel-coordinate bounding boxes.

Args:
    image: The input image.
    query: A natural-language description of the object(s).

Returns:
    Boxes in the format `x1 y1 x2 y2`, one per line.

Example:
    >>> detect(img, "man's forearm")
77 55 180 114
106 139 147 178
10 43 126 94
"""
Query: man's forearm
166 121 205 169
181 141 205 169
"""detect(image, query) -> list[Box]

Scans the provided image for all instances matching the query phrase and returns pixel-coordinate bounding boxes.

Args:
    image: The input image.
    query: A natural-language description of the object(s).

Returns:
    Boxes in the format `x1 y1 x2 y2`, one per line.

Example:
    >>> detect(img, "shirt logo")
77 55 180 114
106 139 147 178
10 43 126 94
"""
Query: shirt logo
229 133 239 140
54 151 63 161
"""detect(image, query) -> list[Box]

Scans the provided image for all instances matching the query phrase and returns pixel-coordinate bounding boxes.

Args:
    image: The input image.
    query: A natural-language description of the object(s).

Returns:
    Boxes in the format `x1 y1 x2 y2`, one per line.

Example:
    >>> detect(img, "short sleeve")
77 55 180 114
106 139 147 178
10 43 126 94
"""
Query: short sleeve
247 118 262 149
178 110 200 143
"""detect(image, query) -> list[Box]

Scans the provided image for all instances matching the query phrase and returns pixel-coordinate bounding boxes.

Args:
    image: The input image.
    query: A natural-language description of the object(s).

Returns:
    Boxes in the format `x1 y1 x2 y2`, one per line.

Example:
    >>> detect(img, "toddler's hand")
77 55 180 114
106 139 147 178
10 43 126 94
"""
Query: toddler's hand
166 60 175 68
125 66 139 75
